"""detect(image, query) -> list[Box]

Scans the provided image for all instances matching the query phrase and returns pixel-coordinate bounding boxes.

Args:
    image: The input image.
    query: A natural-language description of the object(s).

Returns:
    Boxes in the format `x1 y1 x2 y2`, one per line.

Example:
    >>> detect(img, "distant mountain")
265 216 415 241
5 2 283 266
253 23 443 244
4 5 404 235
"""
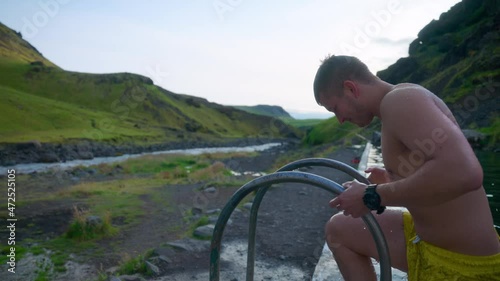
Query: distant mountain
234 105 332 121
305 0 499 146
288 111 332 120
0 22 301 150
233 105 293 119
234 105 330 131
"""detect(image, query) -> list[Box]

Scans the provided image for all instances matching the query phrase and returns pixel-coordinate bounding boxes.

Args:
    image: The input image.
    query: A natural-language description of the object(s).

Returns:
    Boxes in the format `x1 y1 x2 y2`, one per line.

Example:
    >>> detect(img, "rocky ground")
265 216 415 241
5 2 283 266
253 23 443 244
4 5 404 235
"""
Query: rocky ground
0 143 364 281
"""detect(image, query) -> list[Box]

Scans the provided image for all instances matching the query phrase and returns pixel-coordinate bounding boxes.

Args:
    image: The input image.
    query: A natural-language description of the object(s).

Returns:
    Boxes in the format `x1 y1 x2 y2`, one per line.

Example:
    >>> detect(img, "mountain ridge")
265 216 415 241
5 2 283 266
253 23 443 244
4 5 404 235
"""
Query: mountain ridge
0 23 57 67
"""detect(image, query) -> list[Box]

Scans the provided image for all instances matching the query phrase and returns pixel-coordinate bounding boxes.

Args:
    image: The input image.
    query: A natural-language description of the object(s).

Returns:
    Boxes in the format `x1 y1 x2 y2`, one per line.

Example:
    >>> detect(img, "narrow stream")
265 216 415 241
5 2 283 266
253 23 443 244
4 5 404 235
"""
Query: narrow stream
0 142 282 175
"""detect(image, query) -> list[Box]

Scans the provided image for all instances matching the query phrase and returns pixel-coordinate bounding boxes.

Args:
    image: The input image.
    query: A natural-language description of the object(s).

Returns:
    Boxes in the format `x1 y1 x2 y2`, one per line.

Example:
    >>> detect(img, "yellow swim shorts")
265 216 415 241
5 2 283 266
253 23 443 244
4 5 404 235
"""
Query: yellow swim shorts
403 212 500 281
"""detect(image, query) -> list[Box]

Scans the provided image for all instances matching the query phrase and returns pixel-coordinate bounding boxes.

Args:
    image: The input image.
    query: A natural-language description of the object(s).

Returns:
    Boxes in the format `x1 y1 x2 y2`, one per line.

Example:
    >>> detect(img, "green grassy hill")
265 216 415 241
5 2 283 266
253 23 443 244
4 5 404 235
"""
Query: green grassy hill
0 24 57 67
0 22 300 145
305 0 499 146
302 118 364 146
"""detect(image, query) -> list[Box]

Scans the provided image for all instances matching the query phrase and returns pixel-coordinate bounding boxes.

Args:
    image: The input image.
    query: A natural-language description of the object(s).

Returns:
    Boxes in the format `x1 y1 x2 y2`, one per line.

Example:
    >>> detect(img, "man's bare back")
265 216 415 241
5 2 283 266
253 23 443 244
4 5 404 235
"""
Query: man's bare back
381 83 499 256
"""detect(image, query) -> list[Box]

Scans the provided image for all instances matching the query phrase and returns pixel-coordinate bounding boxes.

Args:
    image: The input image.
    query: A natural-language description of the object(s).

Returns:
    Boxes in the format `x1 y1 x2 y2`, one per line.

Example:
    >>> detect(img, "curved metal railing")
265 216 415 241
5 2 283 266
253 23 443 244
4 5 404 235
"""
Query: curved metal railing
209 158 392 281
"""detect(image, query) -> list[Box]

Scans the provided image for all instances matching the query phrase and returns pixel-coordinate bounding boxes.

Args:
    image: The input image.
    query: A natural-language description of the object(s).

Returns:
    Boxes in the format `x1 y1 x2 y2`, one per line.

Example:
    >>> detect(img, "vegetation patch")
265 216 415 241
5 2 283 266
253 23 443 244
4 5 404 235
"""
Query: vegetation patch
65 206 117 241
0 245 27 265
117 249 155 276
283 118 325 129
302 117 364 146
190 215 211 240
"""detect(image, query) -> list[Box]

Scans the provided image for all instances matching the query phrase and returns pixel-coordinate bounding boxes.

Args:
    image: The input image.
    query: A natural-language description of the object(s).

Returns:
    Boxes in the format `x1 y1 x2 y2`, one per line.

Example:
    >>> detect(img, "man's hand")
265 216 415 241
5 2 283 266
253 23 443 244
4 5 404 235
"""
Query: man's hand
329 181 370 218
365 167 391 184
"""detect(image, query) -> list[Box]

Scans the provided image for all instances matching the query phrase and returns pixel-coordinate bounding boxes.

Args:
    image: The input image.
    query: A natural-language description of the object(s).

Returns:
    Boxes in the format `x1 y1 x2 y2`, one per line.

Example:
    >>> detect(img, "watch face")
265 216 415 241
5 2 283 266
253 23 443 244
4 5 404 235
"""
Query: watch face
363 188 380 210
366 195 378 208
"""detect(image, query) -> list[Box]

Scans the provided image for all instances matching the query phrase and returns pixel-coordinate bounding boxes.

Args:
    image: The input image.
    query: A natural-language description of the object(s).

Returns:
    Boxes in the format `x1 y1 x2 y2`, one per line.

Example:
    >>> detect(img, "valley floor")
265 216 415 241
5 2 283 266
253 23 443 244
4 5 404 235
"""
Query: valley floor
0 143 363 281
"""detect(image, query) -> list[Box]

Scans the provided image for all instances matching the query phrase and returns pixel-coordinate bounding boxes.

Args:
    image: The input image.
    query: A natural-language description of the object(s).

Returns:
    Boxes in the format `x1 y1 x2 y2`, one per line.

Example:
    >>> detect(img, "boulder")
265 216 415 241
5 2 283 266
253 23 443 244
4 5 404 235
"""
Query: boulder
462 129 486 147
462 129 486 142
205 208 221 215
166 238 210 252
144 261 160 276
193 224 215 239
203 186 217 193
85 216 102 227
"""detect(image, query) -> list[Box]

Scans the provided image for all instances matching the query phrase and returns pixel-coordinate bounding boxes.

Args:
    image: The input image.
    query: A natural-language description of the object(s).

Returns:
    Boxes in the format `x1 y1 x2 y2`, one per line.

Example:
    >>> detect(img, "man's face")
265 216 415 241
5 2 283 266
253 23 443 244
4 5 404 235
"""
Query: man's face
319 87 373 127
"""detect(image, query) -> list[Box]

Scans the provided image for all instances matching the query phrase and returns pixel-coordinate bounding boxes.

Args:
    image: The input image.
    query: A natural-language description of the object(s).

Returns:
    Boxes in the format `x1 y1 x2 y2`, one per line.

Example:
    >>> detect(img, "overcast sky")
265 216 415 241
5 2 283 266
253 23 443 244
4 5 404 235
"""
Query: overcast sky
0 0 462 118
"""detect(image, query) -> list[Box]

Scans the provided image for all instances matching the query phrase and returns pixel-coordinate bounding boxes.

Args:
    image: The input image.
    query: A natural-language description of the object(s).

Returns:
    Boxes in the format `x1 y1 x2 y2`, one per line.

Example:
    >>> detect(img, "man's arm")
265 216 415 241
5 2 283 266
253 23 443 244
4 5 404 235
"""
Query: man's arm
365 167 392 184
377 87 483 207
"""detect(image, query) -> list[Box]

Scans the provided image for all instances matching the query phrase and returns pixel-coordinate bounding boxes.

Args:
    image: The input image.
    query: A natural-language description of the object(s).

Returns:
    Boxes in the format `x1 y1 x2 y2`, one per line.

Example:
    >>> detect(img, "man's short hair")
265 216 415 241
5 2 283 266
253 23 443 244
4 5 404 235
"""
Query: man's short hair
313 55 376 105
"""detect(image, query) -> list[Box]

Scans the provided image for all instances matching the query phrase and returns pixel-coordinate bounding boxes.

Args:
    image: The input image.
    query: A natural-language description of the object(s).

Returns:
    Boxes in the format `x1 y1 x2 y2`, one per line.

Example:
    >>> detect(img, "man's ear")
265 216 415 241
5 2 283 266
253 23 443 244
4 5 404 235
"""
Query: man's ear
343 80 359 98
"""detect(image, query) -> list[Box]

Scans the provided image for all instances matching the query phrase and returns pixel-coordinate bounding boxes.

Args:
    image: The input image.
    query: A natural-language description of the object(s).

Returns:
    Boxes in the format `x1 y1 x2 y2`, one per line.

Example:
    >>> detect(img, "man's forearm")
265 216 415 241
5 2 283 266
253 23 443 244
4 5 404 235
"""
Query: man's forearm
377 158 482 207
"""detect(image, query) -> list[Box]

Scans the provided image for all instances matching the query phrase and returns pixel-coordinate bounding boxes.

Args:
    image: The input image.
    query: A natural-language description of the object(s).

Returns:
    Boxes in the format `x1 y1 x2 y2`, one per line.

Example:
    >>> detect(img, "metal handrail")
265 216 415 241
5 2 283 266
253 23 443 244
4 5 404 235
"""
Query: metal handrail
209 160 392 281
248 158 392 281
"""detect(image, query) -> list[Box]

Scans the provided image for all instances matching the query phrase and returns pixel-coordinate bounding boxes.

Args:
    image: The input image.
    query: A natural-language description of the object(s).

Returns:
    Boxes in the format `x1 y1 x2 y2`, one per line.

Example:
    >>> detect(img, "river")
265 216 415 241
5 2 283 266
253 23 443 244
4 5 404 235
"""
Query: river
0 142 282 175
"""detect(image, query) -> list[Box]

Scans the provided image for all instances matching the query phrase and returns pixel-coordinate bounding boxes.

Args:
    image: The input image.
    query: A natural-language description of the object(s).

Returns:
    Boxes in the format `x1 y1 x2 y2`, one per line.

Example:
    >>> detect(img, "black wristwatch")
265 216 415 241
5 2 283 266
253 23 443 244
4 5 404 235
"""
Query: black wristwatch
363 184 386 214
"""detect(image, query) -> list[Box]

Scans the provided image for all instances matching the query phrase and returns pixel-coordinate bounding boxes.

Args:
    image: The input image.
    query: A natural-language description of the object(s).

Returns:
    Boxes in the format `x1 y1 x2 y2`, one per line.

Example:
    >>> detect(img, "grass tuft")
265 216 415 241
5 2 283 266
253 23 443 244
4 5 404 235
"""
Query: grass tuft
118 249 155 276
65 206 117 241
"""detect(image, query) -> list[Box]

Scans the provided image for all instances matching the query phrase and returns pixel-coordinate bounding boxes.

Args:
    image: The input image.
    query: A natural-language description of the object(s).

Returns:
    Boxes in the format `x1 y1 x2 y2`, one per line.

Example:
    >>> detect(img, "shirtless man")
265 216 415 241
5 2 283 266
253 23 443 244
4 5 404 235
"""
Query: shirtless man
313 55 500 280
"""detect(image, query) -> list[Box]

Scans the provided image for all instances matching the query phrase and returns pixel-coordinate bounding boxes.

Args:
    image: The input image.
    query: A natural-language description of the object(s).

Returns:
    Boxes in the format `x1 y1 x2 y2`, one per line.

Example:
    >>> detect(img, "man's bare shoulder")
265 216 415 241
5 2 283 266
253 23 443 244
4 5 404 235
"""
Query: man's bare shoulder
380 83 434 117
379 82 463 145
392 82 427 91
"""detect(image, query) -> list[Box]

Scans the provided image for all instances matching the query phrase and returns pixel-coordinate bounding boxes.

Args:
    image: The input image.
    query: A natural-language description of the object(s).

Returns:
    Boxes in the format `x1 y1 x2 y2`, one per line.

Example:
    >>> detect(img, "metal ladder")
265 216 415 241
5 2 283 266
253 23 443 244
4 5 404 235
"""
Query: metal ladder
210 158 392 281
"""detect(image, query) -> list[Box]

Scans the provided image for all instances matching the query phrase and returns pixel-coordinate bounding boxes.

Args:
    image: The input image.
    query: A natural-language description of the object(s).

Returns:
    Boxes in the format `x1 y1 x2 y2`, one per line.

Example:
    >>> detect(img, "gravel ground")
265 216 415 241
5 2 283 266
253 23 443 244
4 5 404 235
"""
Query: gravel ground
164 145 363 280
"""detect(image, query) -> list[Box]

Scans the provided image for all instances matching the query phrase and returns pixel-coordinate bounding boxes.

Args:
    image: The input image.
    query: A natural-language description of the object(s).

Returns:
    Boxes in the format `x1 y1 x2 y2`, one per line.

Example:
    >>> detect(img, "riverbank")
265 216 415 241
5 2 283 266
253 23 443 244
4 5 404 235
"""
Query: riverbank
0 137 295 166
0 142 285 175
